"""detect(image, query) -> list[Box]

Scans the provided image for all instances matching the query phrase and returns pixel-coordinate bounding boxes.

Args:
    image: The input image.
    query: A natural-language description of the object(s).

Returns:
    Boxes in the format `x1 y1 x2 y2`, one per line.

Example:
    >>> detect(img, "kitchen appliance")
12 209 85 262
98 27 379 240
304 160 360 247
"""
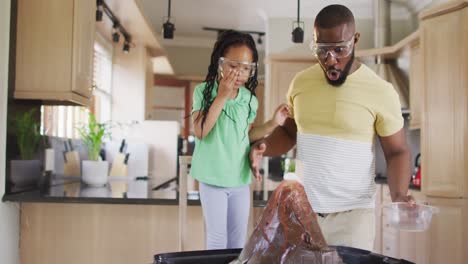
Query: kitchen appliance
412 153 421 187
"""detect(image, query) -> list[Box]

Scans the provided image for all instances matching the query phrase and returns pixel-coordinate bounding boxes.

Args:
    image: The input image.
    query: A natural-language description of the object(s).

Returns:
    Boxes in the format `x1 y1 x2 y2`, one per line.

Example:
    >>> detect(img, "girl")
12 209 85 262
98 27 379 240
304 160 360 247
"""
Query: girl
191 30 288 250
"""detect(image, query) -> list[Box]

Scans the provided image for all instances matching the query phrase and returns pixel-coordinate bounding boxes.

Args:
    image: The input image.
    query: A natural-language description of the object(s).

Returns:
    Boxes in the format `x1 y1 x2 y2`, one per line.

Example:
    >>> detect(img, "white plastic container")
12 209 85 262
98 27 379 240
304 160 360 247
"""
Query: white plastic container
382 202 439 232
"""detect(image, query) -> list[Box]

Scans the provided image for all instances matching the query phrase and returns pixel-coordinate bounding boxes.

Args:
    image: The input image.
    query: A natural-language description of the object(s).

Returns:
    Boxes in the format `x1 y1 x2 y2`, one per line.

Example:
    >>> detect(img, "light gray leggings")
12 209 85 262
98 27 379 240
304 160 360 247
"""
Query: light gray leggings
199 182 250 250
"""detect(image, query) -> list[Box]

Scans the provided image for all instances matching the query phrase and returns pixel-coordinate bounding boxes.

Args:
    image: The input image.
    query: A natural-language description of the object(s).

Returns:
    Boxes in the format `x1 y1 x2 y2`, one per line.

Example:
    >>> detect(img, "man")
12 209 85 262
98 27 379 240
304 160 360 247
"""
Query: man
250 4 414 250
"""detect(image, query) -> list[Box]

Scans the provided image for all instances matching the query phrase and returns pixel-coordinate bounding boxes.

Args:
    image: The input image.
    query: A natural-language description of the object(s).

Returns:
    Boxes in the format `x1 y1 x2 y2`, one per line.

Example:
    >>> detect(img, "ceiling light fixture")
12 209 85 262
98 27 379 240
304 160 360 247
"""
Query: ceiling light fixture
96 0 133 53
96 0 103 21
291 0 304 43
162 0 175 39
112 22 120 43
123 39 131 53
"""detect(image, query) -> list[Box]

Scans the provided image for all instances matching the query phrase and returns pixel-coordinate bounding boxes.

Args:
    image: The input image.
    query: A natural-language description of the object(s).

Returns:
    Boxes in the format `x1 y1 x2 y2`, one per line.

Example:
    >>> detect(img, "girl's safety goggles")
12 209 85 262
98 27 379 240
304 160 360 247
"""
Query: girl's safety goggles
218 57 257 78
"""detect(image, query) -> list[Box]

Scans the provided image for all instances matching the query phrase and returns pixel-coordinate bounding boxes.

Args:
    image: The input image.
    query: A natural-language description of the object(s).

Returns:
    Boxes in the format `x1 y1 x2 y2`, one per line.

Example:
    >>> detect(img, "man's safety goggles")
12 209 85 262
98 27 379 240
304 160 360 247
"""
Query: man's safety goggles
310 37 355 59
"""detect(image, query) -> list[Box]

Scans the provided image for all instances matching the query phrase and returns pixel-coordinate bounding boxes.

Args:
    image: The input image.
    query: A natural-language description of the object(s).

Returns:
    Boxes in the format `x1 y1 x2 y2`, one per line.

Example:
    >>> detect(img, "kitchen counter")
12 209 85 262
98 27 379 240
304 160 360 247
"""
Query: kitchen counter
2 173 268 207
11 174 422 264
3 173 420 206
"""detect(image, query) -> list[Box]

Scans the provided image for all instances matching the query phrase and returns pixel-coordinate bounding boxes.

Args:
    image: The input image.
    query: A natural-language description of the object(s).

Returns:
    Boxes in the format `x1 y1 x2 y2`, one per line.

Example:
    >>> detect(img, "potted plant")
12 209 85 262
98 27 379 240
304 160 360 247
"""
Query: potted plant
10 109 42 187
77 112 111 186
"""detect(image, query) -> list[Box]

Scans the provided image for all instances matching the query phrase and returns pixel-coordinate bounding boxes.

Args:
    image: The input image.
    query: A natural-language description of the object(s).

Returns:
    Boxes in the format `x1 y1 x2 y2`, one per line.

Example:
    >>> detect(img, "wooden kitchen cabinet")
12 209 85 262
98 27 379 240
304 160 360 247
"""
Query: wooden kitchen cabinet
15 0 95 106
420 2 468 198
425 197 468 264
267 60 312 117
398 191 429 264
20 203 205 264
381 186 399 259
408 40 423 130
377 185 429 263
373 184 383 254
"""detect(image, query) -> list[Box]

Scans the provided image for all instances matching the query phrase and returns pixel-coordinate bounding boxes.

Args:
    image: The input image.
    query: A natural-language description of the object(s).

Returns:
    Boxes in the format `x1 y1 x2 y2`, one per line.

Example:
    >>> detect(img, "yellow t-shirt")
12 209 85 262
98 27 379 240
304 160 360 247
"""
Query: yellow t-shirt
287 64 403 213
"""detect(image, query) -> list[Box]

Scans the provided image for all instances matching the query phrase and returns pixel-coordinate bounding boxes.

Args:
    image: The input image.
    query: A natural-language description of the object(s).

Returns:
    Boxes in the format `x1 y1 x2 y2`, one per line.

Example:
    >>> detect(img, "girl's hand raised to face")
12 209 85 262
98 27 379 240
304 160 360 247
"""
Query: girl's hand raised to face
218 69 239 99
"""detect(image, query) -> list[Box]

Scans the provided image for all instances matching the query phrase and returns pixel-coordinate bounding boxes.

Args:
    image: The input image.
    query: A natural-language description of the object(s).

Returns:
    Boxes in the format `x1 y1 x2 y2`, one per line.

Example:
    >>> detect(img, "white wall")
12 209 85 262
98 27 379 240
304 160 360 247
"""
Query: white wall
0 1 20 263
111 45 148 124
148 85 185 122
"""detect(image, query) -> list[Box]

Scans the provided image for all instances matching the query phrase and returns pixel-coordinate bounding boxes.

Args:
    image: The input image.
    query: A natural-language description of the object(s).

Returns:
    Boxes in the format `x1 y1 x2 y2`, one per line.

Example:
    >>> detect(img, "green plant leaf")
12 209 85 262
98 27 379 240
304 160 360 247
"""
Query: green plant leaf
76 112 111 161
14 109 41 160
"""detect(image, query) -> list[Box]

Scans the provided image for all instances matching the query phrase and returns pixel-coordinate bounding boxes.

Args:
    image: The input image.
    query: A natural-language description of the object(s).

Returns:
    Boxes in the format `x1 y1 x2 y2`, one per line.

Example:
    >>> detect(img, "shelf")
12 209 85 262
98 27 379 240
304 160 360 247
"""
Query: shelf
419 0 468 20
266 30 420 63
356 30 420 59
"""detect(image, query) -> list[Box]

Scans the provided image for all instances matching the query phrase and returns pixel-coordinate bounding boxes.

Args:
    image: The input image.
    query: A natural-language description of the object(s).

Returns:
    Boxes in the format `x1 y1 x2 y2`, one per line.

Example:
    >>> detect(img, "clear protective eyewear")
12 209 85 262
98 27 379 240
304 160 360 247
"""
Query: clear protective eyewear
309 36 355 59
218 57 257 78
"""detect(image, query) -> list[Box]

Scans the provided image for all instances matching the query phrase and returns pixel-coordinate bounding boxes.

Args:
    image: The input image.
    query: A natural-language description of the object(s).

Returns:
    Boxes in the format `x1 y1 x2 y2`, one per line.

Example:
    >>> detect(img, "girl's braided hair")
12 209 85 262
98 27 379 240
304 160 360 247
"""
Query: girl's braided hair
194 30 259 136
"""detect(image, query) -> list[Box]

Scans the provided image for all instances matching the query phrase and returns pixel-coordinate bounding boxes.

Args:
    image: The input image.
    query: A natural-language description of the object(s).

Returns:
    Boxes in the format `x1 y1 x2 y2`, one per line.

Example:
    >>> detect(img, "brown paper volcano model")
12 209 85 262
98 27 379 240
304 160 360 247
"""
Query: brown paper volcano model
232 180 343 264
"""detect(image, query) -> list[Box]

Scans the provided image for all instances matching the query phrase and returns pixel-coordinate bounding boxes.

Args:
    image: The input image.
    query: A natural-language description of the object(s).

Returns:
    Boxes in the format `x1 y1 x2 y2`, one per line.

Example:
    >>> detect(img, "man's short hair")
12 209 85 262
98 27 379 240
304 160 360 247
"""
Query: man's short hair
314 4 355 29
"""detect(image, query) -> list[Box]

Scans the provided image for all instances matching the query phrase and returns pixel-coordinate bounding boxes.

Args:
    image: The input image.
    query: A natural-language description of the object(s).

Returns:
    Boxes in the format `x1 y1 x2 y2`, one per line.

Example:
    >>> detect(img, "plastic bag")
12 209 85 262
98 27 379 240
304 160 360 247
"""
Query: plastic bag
231 180 343 264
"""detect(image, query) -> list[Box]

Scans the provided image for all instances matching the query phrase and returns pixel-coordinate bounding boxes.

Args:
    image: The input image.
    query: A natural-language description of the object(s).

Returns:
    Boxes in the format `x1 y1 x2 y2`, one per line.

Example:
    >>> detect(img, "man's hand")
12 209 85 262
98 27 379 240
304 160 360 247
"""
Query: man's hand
249 142 266 182
394 193 416 206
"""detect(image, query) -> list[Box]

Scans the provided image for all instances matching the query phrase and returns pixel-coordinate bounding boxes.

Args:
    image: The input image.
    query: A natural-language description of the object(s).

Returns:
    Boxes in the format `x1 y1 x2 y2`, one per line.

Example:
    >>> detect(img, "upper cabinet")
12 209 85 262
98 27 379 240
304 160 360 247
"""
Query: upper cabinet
420 1 468 197
15 0 95 106
72 0 96 99
266 57 312 117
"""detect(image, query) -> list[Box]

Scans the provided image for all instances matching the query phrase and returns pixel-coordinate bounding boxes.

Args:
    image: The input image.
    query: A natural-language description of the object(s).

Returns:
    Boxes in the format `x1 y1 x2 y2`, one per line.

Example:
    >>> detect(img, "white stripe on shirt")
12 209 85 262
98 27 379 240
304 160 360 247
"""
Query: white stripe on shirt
296 133 376 213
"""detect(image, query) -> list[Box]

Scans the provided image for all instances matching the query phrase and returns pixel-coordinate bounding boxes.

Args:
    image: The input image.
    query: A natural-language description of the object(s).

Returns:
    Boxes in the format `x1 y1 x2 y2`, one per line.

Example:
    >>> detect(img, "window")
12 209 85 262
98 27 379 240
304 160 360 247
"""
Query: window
41 105 88 138
93 35 113 123
41 34 113 138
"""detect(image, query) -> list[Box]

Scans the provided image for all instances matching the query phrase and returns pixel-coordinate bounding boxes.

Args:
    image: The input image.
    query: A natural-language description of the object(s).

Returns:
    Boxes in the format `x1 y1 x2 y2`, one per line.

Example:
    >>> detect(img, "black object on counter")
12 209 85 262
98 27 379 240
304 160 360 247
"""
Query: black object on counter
99 149 106 161
153 246 415 264
154 248 240 264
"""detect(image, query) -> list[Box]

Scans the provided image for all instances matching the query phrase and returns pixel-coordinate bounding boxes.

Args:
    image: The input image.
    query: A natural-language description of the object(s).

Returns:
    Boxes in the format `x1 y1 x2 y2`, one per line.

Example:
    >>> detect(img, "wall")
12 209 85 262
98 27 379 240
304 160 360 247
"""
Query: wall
0 0 20 263
111 45 148 124
266 17 415 57
165 46 266 77
165 46 211 77
149 85 186 122
111 121 179 189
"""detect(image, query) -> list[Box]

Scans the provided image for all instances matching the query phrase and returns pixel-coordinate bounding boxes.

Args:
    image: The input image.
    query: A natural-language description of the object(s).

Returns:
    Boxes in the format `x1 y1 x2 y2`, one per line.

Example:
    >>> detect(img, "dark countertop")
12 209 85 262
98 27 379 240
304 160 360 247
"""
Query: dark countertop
2 174 419 207
2 173 268 207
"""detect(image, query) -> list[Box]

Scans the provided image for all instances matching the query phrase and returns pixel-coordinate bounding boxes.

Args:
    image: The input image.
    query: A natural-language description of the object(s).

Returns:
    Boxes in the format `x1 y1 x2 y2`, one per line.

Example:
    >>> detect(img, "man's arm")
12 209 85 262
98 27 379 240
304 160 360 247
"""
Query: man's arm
262 117 297 156
250 117 298 180
249 104 289 142
379 128 413 202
